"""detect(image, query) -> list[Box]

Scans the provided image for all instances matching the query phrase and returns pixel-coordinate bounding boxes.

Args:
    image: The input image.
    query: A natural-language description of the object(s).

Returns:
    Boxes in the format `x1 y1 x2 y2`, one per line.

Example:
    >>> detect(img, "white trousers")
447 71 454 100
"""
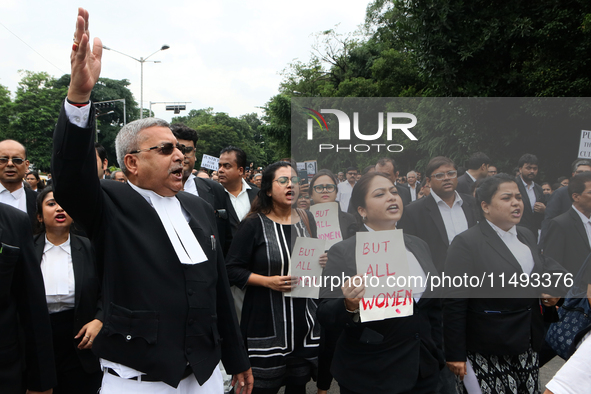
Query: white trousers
101 366 223 394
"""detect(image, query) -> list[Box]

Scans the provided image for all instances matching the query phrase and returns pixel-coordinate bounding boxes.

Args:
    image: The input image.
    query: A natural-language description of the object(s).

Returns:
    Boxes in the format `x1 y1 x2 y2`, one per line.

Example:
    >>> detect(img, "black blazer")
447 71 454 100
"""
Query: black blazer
25 186 38 230
539 186 571 248
33 233 102 373
338 208 358 240
515 176 546 240
223 185 259 256
544 207 591 274
443 221 568 361
455 172 475 195
318 231 443 394
52 104 249 388
397 192 478 271
193 177 231 257
0 203 56 392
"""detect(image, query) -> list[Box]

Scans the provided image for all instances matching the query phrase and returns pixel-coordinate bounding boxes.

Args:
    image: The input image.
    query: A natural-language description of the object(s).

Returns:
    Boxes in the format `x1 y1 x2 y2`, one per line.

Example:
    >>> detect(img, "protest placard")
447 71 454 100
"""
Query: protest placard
286 237 325 299
355 230 412 322
310 202 342 249
200 154 219 171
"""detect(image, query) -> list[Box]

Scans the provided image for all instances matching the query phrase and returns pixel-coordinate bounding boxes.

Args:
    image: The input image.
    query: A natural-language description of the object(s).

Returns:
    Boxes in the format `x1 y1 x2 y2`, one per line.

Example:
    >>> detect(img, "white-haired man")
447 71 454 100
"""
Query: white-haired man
51 8 252 394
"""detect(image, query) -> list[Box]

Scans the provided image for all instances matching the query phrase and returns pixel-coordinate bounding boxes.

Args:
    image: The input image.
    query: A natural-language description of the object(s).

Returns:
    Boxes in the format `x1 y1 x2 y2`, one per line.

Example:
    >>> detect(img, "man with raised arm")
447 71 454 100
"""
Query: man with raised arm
51 8 252 394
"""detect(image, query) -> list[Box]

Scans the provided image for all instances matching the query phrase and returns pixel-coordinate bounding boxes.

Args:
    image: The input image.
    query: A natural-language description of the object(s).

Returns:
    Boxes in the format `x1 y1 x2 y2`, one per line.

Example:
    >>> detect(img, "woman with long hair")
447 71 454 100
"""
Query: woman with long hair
34 187 102 393
225 161 320 394
317 172 443 394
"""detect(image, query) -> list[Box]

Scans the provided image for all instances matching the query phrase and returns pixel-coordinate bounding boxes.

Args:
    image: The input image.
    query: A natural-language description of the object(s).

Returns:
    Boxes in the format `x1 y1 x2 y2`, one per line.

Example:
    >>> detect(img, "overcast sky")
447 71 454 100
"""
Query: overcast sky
1 0 371 122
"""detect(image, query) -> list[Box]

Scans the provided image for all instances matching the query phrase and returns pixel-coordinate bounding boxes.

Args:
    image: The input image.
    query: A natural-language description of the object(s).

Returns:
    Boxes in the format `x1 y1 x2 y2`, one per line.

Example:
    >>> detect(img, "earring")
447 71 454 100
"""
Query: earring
362 216 367 222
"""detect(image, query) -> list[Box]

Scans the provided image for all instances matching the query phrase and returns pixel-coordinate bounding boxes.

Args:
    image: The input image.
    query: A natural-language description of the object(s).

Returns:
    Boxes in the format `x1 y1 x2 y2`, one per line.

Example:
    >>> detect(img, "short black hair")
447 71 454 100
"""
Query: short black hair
568 172 591 202
220 146 247 170
475 173 517 219
346 167 358 174
425 156 456 178
467 152 491 170
376 158 398 173
170 123 198 147
518 153 538 168
94 142 107 162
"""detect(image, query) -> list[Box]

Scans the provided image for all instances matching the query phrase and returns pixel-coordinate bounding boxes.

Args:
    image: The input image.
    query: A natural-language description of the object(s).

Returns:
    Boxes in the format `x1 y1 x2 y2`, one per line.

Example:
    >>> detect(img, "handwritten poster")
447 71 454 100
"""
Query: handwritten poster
201 154 219 171
355 230 413 323
310 202 342 249
286 237 325 299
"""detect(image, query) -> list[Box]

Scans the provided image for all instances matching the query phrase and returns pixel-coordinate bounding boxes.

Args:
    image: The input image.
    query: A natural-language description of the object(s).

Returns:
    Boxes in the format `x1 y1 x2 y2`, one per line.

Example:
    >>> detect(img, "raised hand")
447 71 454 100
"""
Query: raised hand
68 7 102 103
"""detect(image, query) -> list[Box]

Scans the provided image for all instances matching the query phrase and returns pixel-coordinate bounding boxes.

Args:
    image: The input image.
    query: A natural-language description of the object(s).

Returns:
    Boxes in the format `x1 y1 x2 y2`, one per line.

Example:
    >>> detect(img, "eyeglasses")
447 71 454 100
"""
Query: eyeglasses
181 146 196 157
0 157 26 165
431 170 458 181
274 176 300 185
130 142 183 155
298 194 310 200
313 184 336 193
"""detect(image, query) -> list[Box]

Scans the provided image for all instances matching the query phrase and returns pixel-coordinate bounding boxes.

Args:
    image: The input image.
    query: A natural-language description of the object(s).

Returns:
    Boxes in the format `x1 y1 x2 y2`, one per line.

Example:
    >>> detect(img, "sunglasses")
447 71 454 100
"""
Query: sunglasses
181 146 196 157
313 184 336 193
274 176 300 185
431 170 458 181
0 157 26 165
130 142 184 156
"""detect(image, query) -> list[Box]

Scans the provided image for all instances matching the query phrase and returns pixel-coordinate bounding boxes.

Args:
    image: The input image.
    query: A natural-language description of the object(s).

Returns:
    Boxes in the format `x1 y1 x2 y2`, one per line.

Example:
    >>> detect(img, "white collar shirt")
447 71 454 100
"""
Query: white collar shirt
431 190 468 245
573 205 591 248
224 178 252 222
409 184 417 201
184 173 198 197
337 181 355 213
0 182 27 213
520 176 537 211
486 220 535 274
41 235 76 313
466 171 477 183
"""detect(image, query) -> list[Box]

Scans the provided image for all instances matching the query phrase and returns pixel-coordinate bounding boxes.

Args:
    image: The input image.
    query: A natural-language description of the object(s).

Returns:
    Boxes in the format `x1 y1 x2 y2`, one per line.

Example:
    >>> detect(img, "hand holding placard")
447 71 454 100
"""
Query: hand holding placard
287 237 326 299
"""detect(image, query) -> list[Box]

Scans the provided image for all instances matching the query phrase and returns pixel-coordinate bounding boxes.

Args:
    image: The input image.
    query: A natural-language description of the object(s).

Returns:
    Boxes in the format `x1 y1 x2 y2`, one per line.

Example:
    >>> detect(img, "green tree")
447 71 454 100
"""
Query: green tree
0 84 13 140
7 71 67 171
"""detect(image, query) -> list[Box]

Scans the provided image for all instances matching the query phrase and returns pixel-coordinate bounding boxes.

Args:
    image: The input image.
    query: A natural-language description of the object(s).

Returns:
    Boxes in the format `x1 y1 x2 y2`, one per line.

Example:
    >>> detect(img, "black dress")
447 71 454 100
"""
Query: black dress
226 213 320 391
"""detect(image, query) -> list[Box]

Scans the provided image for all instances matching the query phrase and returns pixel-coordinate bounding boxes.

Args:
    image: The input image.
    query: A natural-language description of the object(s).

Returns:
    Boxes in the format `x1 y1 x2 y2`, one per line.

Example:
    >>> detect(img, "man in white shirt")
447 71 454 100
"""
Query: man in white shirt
337 166 357 212
515 153 546 240
407 170 419 201
217 146 259 255
0 139 37 228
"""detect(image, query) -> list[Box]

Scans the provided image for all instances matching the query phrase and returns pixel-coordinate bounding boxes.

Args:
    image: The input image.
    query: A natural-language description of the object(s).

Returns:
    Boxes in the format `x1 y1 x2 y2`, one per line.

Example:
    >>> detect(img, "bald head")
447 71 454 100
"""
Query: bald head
0 140 30 192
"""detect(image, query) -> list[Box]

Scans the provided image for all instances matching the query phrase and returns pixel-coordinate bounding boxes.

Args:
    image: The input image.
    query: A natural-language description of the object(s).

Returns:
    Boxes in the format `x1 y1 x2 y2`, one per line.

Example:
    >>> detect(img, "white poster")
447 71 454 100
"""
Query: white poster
201 154 219 171
355 230 413 322
310 202 342 249
578 130 591 159
286 237 325 299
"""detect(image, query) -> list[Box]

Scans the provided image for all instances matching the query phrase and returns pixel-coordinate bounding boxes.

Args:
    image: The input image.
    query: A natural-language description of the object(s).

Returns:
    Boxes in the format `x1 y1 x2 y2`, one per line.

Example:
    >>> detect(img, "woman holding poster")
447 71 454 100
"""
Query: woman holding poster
444 174 568 394
226 161 321 394
309 169 358 394
318 172 444 394
309 170 358 240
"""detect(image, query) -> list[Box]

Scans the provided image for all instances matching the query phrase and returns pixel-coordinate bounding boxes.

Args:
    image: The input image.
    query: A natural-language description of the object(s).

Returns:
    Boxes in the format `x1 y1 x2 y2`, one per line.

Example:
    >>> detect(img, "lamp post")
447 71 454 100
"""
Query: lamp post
102 44 170 119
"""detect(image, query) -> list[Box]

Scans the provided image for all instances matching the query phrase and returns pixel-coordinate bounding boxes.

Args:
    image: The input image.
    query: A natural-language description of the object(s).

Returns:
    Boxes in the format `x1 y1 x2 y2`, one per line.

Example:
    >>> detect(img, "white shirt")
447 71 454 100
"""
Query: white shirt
224 178 252 222
486 220 535 274
41 235 76 313
431 190 468 245
572 205 591 247
337 181 355 213
0 182 27 213
466 171 477 183
545 331 591 394
520 176 537 211
409 184 417 201
184 174 199 197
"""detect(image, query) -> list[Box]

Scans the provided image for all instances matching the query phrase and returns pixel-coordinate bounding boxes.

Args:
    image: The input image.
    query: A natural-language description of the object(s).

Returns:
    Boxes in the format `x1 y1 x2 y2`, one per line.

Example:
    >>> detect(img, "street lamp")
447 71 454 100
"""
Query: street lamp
102 44 170 119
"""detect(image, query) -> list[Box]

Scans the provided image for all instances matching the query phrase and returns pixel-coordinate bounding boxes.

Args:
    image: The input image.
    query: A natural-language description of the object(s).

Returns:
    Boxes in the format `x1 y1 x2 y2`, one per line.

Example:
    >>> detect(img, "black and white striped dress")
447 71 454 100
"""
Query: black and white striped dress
226 213 320 390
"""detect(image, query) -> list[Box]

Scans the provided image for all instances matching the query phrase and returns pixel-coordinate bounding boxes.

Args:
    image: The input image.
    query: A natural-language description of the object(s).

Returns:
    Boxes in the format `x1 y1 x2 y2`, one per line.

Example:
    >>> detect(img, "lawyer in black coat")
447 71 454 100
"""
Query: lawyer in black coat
444 175 567 392
0 202 56 393
318 173 443 394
